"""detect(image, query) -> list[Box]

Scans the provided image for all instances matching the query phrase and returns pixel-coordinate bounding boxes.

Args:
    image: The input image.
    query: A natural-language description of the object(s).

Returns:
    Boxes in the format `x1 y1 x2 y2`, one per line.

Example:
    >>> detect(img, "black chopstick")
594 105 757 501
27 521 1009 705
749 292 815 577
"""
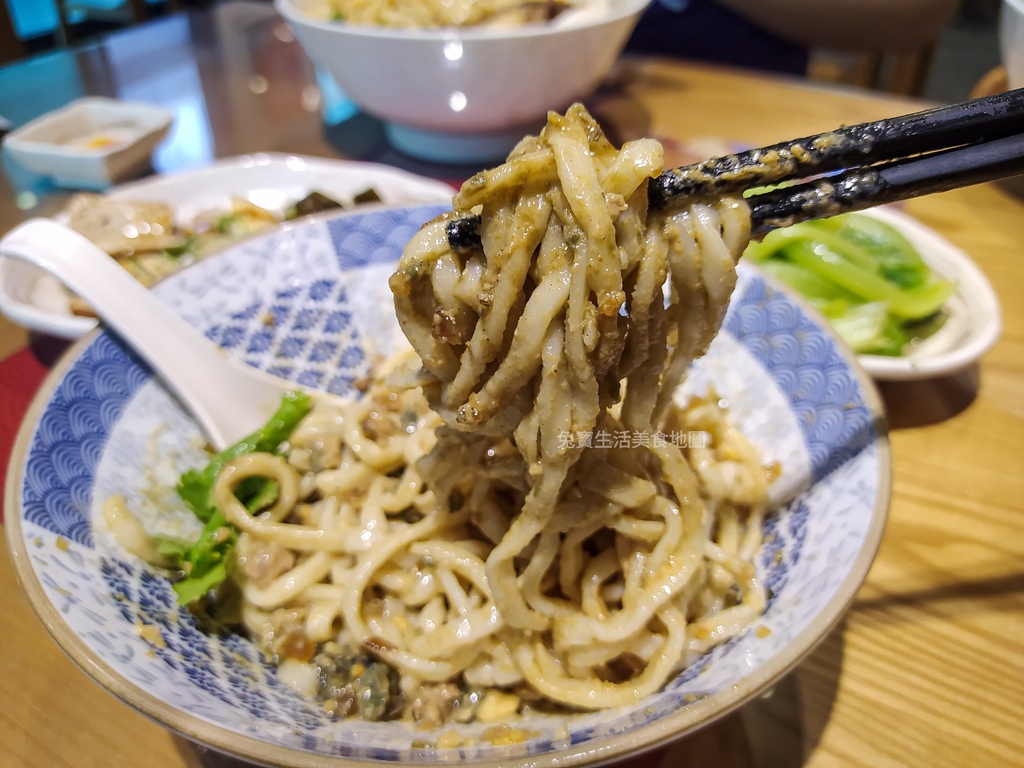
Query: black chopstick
748 131 1024 234
648 89 1024 209
446 90 1024 252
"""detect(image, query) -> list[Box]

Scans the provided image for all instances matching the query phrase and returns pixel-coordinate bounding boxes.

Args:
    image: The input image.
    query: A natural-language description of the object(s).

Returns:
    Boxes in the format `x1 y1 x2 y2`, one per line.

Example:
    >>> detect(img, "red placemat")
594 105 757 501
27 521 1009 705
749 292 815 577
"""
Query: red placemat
0 338 69 523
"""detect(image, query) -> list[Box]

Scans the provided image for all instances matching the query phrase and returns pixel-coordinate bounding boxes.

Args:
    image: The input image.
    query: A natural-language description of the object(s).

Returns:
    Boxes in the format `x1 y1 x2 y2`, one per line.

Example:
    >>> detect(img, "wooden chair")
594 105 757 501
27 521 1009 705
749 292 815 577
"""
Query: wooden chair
810 46 945 98
804 0 963 97
851 49 942 97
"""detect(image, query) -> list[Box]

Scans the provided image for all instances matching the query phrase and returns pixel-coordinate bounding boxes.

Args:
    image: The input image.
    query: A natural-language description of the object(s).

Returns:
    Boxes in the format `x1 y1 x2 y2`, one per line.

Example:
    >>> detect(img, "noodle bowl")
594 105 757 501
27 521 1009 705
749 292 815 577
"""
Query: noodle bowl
7 177 890 764
140 105 779 724
305 0 603 28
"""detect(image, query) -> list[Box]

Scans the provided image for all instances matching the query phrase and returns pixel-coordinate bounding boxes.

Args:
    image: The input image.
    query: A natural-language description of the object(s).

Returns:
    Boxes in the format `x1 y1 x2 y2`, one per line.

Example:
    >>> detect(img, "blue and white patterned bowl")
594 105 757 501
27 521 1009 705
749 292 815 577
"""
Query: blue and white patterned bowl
5 205 890 767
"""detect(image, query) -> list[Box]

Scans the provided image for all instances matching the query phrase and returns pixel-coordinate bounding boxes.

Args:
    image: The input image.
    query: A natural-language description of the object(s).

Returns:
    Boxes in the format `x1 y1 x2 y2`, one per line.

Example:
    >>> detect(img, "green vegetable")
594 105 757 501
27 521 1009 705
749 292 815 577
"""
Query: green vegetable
815 213 930 288
171 512 236 605
214 214 239 234
825 301 908 357
744 212 956 356
163 236 197 259
755 258 860 304
151 534 192 562
171 391 314 605
780 238 952 320
284 191 345 221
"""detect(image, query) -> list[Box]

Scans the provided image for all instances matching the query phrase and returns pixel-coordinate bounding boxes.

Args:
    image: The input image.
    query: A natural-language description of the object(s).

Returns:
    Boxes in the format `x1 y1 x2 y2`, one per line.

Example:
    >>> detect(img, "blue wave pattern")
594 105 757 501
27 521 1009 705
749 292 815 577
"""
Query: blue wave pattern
723 274 874 483
22 334 151 547
326 205 445 269
16 208 880 761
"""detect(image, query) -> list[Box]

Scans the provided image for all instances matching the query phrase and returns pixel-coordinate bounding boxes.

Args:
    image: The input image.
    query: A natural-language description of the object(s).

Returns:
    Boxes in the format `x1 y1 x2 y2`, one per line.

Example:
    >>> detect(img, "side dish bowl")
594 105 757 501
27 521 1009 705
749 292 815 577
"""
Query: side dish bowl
6 205 889 767
853 207 1001 380
274 0 651 161
1 97 173 189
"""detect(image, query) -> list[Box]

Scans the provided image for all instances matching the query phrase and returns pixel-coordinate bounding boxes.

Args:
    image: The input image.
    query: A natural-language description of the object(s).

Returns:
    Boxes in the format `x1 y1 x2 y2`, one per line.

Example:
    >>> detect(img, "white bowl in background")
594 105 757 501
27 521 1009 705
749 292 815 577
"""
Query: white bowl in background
274 0 651 162
1001 0 1024 89
1 97 173 189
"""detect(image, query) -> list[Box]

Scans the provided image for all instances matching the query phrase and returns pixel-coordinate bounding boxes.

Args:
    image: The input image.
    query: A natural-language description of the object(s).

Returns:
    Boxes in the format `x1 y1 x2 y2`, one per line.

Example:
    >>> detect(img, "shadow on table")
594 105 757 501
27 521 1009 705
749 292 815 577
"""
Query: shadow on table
27 332 71 366
171 622 846 768
321 111 489 186
876 364 979 429
853 570 1024 614
657 623 845 768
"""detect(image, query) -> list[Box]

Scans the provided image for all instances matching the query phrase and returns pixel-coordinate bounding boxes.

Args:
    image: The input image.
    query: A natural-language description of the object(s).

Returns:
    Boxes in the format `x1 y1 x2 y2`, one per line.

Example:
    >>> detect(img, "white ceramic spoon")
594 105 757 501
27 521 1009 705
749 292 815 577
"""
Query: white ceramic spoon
0 218 294 450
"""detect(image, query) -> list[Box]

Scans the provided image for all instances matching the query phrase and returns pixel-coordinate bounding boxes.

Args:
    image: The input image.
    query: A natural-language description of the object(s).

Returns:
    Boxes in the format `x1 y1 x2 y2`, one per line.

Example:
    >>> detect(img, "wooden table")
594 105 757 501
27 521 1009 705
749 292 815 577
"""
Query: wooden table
1 4 1022 767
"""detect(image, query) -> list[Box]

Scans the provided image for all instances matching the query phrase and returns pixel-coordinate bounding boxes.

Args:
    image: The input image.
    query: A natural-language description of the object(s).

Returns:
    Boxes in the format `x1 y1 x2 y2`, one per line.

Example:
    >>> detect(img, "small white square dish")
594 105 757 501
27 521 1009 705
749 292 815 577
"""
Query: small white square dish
1 96 174 189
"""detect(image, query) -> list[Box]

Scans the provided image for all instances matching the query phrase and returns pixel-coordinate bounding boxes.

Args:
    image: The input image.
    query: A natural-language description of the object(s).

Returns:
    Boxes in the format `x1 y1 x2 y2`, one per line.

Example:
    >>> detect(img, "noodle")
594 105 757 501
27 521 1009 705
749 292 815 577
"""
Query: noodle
126 105 773 726
313 0 588 28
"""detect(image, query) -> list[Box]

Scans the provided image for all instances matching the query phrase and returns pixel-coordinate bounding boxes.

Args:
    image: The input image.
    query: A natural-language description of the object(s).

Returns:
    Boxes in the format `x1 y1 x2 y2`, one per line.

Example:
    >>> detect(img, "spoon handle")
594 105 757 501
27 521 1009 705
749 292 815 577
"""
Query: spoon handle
0 218 289 449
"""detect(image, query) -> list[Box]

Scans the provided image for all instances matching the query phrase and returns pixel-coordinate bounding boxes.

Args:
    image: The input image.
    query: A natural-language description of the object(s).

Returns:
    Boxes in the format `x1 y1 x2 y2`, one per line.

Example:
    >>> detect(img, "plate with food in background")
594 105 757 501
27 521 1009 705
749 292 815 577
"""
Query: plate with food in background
744 205 1001 381
0 153 457 339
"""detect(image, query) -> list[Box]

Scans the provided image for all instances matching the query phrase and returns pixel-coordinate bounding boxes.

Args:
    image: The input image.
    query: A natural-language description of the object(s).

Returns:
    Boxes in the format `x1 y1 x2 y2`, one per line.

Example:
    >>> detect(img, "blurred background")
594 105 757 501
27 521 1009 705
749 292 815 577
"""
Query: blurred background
0 0 1005 104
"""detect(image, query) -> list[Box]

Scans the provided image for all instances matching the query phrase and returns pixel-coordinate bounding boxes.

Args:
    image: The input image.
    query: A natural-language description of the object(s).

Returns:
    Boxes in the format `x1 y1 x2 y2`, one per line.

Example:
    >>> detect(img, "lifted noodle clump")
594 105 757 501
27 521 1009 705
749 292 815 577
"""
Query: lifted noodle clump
382 104 769 710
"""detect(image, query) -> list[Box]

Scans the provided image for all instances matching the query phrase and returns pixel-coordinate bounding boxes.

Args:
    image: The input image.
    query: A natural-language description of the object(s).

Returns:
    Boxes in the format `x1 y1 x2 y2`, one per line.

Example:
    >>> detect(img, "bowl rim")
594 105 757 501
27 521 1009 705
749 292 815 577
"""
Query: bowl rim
274 0 652 41
5 205 892 767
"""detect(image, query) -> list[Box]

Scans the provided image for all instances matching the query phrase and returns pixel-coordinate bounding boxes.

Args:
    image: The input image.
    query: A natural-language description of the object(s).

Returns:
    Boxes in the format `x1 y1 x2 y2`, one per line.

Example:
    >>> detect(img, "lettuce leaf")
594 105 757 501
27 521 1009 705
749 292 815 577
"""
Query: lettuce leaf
170 390 313 605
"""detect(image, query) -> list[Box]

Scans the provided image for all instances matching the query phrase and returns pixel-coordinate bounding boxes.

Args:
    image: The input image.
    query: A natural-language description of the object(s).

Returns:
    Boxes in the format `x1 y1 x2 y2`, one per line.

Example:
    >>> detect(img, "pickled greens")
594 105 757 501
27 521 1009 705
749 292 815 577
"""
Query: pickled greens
745 212 955 356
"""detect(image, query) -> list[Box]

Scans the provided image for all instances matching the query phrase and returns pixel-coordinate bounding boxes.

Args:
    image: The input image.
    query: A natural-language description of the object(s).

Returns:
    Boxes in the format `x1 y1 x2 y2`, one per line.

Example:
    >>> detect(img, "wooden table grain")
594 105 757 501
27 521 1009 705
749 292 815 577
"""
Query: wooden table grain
1 6 1022 767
